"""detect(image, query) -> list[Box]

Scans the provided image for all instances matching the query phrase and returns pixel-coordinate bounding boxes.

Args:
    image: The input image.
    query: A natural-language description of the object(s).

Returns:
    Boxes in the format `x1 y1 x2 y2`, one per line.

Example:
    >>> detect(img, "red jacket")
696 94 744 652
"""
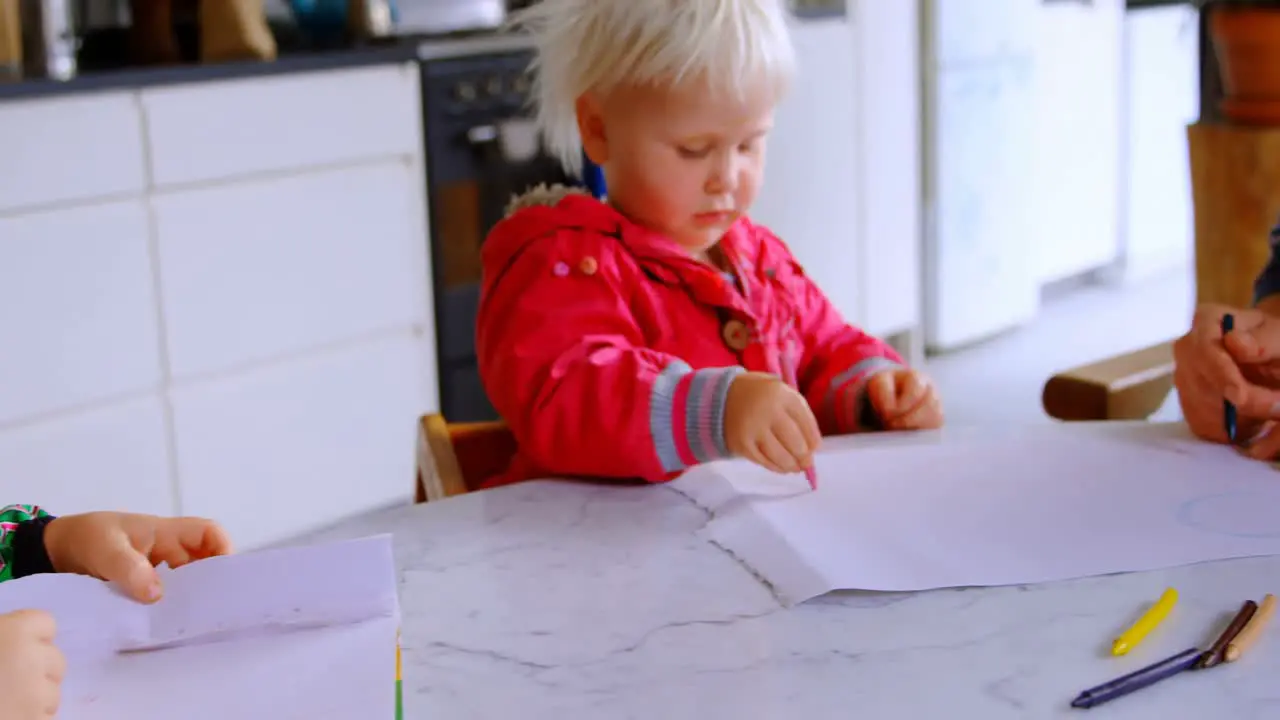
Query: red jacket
476 186 903 488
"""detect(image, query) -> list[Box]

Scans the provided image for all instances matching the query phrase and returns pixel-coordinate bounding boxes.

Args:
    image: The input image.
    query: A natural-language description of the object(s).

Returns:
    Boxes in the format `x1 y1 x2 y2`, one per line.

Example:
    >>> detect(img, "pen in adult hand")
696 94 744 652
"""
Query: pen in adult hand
1222 313 1237 444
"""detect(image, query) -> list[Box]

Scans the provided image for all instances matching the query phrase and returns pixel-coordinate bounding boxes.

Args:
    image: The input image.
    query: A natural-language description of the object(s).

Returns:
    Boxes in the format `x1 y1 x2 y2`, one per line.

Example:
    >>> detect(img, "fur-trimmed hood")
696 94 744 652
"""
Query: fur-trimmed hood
483 182 617 273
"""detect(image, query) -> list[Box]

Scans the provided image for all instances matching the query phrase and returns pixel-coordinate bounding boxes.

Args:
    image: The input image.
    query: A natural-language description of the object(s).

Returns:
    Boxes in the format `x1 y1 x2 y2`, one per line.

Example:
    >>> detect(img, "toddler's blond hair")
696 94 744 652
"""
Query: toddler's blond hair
510 0 796 177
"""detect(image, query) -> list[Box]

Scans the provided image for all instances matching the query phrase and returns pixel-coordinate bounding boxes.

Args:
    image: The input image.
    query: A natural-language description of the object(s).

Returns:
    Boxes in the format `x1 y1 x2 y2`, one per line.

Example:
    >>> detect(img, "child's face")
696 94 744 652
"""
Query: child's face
580 80 776 258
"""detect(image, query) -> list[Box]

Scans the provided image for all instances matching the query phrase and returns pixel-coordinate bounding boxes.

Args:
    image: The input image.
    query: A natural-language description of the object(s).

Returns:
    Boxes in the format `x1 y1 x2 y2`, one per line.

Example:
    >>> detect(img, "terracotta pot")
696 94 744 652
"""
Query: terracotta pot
1211 6 1280 123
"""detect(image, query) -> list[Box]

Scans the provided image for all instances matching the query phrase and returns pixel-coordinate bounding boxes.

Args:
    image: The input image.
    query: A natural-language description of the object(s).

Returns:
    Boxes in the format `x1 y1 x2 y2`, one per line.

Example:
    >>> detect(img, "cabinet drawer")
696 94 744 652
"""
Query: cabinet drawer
152 162 429 379
0 92 145 213
0 396 177 517
170 333 432 549
142 63 421 187
0 201 163 424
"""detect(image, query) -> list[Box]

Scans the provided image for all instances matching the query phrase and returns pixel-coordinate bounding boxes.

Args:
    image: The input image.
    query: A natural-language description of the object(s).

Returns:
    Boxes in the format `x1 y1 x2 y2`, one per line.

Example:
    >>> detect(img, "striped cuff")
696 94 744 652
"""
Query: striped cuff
649 361 744 475
825 356 902 433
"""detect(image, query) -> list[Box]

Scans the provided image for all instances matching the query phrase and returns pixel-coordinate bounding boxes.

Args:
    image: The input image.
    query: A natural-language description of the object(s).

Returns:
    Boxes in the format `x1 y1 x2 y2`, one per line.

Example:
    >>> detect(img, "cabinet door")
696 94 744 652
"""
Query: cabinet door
752 9 863 324
1031 0 1125 284
0 92 145 213
926 60 1040 351
142 63 421 187
0 201 162 424
169 332 432 549
858 0 923 337
152 162 432 380
0 397 176 516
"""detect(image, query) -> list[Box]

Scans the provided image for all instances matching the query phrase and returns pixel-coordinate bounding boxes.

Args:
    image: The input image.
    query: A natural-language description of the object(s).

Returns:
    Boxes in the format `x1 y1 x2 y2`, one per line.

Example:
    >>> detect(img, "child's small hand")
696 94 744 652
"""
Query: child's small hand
0 609 64 719
43 513 233 604
865 368 944 431
724 371 823 474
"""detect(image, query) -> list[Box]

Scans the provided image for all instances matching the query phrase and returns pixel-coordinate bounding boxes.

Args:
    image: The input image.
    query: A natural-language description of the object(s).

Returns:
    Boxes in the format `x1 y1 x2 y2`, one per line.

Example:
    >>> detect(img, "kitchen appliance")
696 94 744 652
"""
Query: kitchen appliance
392 0 505 35
421 48 574 422
20 0 76 79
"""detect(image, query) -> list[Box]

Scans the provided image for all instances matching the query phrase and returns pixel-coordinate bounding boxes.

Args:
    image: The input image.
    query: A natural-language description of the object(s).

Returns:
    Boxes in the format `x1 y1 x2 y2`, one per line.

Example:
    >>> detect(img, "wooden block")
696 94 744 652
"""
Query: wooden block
1188 122 1280 308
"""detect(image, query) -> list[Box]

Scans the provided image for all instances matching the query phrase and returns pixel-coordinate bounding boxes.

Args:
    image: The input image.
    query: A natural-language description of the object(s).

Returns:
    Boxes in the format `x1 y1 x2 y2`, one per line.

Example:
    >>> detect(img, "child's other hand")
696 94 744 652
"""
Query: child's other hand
43 513 233 604
865 368 944 431
0 609 64 719
724 371 823 474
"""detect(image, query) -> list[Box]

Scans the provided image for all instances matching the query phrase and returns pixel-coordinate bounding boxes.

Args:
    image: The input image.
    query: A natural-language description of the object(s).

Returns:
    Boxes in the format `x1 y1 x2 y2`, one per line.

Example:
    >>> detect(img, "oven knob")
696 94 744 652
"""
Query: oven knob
485 75 503 96
454 81 477 101
512 75 531 95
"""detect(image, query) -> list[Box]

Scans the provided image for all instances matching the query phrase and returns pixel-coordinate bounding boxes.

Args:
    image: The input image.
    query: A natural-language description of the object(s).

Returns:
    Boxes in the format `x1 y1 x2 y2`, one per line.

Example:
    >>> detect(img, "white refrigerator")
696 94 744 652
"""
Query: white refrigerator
922 0 1041 352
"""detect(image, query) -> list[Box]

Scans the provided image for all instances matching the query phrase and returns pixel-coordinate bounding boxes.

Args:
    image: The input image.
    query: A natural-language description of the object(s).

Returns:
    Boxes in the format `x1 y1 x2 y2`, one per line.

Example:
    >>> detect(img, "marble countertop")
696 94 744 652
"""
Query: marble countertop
300 480 1280 719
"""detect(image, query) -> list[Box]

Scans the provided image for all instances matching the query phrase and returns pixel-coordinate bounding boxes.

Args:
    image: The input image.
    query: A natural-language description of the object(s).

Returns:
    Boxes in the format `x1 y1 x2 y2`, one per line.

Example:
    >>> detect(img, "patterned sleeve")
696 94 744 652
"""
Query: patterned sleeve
0 505 52 583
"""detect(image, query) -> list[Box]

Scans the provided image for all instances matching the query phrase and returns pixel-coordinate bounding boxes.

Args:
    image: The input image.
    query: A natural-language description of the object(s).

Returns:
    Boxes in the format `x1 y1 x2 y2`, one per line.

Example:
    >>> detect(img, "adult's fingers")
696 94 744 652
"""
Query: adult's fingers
1225 313 1280 365
1225 379 1280 419
1247 420 1280 460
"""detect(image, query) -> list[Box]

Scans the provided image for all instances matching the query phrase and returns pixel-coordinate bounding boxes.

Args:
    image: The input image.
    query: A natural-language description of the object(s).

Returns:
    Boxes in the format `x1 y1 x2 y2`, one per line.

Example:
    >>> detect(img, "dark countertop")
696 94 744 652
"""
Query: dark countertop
0 31 533 104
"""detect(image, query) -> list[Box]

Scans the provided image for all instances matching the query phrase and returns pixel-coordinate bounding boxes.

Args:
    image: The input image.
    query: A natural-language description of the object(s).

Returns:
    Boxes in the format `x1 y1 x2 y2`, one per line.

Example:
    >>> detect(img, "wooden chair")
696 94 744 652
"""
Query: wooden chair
1042 341 1176 421
414 414 517 502
1043 121 1279 421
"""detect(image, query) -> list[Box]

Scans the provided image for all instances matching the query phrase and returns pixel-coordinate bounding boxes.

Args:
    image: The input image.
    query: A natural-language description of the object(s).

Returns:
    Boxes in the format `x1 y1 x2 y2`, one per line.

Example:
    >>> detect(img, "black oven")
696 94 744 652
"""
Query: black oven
421 50 576 422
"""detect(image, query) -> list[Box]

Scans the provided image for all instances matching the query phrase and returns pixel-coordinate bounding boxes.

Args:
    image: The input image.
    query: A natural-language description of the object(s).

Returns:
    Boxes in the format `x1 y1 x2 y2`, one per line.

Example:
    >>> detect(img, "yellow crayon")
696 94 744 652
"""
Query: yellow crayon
1112 587 1179 656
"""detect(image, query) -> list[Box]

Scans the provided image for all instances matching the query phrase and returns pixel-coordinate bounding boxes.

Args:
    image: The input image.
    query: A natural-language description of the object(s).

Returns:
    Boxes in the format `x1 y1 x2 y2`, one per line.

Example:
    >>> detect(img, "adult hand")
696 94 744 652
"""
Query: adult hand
1172 304 1280 453
43 512 233 603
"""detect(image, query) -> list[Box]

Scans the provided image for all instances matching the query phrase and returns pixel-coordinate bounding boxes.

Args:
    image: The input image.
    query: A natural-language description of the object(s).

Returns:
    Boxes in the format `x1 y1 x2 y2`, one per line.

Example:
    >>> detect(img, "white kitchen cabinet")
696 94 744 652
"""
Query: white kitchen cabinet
152 161 430 380
0 62 437 546
923 0 1040 352
0 92 146 213
0 396 176 516
1121 5 1199 283
142 63 422 187
753 11 863 325
857 0 923 339
1031 0 1125 284
753 1 924 344
169 332 431 549
0 200 162 425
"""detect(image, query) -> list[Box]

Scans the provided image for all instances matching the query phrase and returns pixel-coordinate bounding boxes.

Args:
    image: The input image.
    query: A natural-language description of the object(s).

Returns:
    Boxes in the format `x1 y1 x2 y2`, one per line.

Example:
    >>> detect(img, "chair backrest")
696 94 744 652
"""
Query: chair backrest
415 414 517 502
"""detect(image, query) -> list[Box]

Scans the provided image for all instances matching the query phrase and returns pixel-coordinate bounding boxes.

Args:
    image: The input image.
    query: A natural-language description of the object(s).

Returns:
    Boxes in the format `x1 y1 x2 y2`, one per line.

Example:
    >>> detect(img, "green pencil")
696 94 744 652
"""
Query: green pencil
395 639 403 719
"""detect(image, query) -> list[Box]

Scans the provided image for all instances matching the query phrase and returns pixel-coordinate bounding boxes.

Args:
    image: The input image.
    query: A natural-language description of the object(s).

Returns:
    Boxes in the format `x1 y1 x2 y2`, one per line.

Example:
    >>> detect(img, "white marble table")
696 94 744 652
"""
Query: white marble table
301 480 1280 719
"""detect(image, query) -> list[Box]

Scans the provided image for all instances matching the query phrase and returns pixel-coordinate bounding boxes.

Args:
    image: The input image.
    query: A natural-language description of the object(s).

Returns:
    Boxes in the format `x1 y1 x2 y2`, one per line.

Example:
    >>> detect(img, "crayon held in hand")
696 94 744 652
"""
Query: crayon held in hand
1112 587 1178 656
1222 314 1237 443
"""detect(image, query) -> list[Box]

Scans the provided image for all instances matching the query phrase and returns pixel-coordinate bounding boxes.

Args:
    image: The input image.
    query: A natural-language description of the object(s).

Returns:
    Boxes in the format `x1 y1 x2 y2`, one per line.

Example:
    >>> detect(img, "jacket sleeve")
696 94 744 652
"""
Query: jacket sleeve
0 504 53 583
1254 215 1280 306
773 247 905 435
478 233 743 482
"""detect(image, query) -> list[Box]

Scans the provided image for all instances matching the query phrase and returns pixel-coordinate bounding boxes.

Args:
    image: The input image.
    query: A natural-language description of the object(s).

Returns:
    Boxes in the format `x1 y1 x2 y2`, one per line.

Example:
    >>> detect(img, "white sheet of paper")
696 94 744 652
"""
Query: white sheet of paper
670 422 1280 605
0 534 399 718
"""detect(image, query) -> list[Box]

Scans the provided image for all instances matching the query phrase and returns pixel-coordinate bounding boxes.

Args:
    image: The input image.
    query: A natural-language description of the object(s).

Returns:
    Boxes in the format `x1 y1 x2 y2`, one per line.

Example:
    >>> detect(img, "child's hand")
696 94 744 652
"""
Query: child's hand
0 609 64 719
865 368 944 431
724 371 823 474
43 513 233 604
